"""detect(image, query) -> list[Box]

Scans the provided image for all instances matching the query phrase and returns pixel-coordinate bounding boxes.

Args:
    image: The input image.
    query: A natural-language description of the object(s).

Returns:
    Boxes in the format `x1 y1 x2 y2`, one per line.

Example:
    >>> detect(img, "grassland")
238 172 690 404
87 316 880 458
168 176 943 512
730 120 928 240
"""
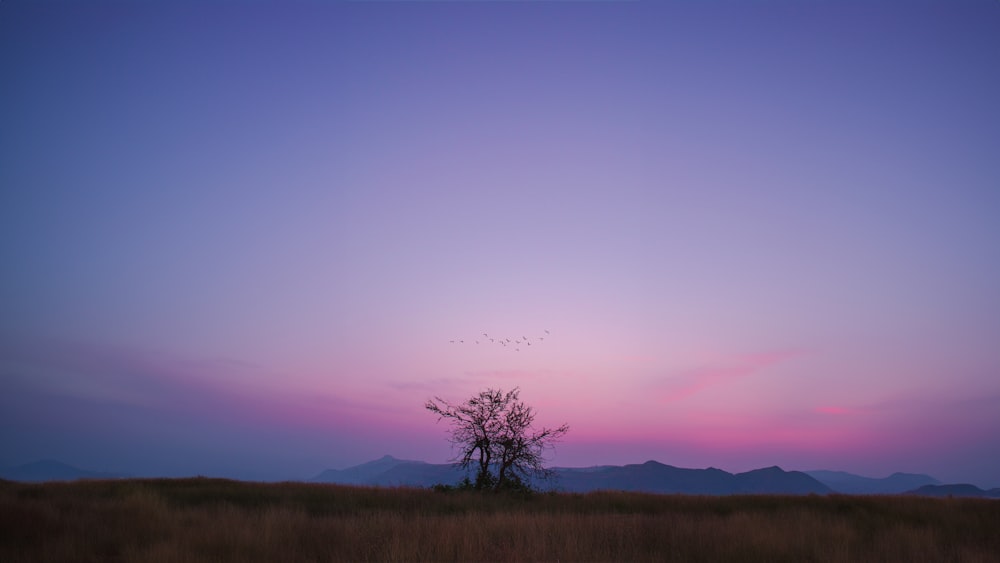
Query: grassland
1 477 998 562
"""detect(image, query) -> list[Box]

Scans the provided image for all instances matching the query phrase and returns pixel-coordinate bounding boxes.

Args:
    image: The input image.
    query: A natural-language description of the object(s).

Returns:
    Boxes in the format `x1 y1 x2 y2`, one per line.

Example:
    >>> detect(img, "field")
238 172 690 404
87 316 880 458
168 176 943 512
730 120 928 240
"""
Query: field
1 478 998 562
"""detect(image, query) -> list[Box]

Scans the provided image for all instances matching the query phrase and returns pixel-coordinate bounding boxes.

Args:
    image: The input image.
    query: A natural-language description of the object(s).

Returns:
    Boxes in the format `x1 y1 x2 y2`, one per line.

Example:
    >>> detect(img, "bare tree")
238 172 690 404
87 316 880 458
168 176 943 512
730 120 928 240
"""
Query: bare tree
426 387 569 492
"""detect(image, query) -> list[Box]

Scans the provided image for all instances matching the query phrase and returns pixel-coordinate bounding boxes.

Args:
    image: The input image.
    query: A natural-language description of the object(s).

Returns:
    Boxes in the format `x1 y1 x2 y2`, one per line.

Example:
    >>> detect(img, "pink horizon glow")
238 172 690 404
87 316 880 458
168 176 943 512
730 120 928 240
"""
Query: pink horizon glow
4 335 995 485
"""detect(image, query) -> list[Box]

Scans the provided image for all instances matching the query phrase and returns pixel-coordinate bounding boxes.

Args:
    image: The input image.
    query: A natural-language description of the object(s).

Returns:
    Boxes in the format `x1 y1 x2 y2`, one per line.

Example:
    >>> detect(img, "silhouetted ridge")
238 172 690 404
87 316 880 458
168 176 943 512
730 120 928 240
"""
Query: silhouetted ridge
0 460 127 482
311 457 833 495
906 484 1000 498
806 470 940 494
311 455 460 486
309 456 1000 495
734 467 825 494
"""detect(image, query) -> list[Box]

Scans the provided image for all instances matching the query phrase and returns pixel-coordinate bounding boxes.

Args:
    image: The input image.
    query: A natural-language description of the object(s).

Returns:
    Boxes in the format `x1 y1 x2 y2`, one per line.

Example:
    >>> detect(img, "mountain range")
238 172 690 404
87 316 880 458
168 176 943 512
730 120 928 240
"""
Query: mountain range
0 460 129 482
905 484 1000 498
5 457 998 497
310 455 999 497
548 461 829 495
803 470 941 494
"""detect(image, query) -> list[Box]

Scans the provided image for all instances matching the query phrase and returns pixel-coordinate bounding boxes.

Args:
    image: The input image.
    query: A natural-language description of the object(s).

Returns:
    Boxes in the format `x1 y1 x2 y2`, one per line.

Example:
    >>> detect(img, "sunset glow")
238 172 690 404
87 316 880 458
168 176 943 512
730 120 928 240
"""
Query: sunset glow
1 0 998 488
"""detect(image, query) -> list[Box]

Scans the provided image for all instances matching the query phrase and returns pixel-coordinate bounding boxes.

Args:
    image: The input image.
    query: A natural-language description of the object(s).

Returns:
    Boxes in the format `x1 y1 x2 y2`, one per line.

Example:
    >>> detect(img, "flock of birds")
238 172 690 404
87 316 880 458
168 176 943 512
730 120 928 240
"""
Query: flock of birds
449 329 550 352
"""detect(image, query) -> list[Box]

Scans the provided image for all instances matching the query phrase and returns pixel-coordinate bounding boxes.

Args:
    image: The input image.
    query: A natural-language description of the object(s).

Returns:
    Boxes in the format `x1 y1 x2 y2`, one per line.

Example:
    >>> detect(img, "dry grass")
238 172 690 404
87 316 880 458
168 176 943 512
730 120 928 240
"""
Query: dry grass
1 478 998 562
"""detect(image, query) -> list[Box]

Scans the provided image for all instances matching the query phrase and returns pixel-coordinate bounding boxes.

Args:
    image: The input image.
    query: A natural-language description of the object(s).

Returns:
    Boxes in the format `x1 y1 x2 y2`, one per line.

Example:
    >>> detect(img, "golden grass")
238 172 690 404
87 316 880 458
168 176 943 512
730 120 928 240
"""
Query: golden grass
1 478 998 562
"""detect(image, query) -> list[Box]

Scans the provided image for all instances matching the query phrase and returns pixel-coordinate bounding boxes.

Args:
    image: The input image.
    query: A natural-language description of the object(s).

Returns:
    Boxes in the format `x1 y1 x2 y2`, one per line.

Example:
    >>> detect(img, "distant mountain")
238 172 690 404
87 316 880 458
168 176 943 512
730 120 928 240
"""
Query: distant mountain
375 462 468 487
311 455 467 487
311 457 831 495
553 461 731 494
905 484 1000 498
733 466 830 494
552 465 618 473
551 461 830 495
806 470 940 494
0 460 127 482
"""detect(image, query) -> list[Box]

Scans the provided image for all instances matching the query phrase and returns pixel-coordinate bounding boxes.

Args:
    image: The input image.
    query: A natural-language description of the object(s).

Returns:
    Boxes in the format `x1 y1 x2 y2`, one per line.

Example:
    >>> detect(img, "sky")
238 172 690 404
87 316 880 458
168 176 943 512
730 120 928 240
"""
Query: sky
1 0 999 487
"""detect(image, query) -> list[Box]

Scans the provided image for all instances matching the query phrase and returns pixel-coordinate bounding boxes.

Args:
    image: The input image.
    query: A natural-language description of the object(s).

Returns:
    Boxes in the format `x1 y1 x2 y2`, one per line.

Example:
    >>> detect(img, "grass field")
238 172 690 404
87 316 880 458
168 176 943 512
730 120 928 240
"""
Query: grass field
1 477 998 562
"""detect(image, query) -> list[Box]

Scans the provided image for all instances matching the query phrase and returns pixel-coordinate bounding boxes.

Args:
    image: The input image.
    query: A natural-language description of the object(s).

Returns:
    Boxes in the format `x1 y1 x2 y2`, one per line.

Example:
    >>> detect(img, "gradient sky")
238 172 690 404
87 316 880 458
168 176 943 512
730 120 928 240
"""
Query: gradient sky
2 0 999 487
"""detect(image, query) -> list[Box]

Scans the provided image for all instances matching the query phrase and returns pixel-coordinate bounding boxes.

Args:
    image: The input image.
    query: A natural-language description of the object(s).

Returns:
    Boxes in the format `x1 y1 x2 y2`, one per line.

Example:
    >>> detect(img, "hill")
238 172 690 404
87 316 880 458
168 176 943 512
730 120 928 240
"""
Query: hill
906 484 1000 498
312 456 831 494
805 470 940 494
0 460 127 482
312 455 467 487
553 461 830 495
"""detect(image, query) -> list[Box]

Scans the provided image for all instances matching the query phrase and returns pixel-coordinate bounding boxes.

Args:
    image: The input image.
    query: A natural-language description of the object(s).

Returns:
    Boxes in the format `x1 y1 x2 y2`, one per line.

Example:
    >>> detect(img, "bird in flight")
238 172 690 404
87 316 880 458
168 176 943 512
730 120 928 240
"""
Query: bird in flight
449 329 550 352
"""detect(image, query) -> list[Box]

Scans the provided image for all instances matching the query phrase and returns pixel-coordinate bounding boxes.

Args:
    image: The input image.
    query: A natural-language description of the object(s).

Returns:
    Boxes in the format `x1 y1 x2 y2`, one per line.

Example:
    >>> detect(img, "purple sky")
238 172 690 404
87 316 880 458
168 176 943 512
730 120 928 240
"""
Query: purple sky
2 1 999 487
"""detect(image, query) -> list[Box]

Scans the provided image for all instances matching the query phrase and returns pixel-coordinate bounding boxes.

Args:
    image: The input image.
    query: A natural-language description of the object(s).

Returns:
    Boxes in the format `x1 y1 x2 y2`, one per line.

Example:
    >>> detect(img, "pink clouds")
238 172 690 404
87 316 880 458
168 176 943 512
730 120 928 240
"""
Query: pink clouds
462 369 545 383
552 404 889 475
0 335 400 434
6 331 999 487
816 405 851 415
654 349 803 403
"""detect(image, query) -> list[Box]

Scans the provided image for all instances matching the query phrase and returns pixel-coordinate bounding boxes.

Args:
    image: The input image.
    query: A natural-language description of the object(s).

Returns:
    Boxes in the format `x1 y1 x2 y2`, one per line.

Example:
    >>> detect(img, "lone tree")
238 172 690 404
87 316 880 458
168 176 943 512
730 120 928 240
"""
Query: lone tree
426 387 569 492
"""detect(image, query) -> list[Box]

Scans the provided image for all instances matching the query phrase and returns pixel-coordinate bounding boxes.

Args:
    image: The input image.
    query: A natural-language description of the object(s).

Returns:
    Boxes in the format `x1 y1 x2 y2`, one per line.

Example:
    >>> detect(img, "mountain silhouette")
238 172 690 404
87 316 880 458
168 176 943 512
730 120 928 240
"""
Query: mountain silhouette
0 460 127 482
552 461 830 495
905 484 1000 498
7 457 986 495
806 470 940 494
310 455 465 486
311 457 831 494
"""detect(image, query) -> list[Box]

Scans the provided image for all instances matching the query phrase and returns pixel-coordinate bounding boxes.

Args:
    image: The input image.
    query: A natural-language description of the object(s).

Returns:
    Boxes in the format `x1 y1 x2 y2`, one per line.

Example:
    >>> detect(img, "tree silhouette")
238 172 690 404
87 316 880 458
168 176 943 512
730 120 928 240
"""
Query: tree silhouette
426 387 569 492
